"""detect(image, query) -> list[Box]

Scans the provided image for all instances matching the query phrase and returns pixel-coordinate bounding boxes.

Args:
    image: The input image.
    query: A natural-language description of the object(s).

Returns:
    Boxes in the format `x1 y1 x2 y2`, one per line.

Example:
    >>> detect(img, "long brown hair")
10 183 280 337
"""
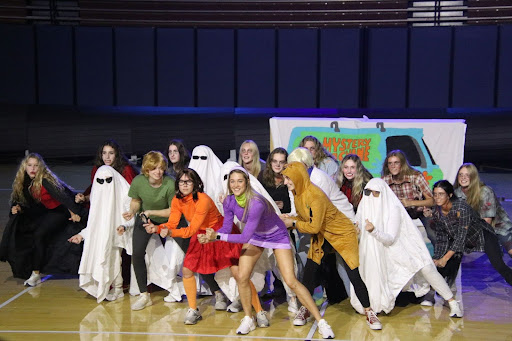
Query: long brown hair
381 150 421 178
337 154 373 208
11 153 63 205
228 168 274 222
94 139 130 174
299 135 337 167
453 163 484 212
167 139 191 174
262 147 288 187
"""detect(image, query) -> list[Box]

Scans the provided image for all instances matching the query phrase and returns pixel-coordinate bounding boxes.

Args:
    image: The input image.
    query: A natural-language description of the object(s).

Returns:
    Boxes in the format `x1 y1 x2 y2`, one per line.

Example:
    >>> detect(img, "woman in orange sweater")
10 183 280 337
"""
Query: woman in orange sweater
145 168 267 326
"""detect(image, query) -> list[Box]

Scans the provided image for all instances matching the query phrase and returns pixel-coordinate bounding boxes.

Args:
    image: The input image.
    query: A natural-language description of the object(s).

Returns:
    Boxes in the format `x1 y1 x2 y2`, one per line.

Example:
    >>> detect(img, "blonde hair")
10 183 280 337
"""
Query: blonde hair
299 135 337 166
238 140 262 178
141 151 168 177
381 150 420 178
337 154 373 208
287 147 314 168
453 163 484 212
11 153 63 205
227 168 274 222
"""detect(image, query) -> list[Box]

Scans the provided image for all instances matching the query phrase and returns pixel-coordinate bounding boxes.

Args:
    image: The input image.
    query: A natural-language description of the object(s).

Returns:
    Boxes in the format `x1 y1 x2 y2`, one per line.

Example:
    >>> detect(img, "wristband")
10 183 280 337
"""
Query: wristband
216 234 221 240
292 220 296 228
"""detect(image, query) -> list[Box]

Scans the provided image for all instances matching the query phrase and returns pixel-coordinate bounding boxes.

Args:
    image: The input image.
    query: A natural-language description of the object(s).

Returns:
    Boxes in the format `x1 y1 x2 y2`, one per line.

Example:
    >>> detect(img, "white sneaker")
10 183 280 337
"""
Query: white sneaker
256 310 270 328
288 296 299 314
318 319 335 339
164 292 182 303
214 291 228 310
365 309 382 330
184 308 202 325
24 272 41 287
448 300 463 318
227 299 242 313
236 316 256 335
131 293 152 311
106 287 124 301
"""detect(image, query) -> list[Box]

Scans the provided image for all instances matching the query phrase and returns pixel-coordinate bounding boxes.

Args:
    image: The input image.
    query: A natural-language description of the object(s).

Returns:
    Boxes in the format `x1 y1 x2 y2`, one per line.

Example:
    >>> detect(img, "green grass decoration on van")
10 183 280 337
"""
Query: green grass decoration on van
287 126 443 185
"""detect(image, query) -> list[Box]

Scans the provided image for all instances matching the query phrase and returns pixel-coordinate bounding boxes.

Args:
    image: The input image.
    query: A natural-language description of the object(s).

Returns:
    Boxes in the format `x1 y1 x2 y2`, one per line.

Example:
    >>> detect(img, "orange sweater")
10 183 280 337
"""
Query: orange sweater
158 192 223 239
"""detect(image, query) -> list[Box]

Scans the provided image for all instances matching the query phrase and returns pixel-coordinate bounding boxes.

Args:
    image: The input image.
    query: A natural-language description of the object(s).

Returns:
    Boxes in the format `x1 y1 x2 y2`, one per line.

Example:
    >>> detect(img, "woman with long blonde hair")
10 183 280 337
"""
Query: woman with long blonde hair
454 163 512 257
2 153 87 285
337 154 373 212
238 140 266 181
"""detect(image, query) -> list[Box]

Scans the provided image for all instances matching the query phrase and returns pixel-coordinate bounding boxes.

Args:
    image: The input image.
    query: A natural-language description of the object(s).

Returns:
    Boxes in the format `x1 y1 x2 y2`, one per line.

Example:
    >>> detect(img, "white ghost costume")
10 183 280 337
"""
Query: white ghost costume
188 145 224 213
214 161 298 305
78 165 134 303
351 178 454 314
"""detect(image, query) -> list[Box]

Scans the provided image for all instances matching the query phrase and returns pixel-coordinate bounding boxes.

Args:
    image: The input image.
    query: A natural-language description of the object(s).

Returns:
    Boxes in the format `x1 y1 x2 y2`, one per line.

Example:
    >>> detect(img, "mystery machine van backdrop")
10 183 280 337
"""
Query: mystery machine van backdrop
270 117 466 186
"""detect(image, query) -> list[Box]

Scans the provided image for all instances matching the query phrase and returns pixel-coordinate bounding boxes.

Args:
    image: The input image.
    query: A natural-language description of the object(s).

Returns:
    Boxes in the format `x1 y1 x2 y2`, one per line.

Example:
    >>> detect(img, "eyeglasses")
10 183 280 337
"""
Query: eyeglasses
192 155 207 160
96 177 113 184
271 160 286 166
179 180 193 186
363 189 380 197
433 192 447 198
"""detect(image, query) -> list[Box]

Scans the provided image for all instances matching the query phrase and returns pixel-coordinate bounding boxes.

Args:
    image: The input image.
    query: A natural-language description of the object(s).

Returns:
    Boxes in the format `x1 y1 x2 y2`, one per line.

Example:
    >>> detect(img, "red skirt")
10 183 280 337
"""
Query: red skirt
183 219 242 274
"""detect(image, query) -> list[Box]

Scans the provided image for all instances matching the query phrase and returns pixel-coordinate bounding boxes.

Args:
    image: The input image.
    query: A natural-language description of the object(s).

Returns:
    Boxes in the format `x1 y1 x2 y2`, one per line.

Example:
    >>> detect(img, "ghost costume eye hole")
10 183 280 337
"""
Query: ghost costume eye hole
96 177 113 185
224 174 228 180
192 155 207 160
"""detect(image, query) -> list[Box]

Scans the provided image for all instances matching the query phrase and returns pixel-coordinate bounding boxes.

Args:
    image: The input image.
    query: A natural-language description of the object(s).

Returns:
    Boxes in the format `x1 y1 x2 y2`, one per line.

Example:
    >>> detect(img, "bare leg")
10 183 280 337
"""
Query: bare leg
235 244 264 317
274 248 322 322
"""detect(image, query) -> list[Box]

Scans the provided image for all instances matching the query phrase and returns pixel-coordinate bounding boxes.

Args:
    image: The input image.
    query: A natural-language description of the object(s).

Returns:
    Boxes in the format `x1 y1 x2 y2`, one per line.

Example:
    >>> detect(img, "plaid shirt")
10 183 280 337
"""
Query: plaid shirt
431 199 494 259
454 186 512 241
383 173 432 210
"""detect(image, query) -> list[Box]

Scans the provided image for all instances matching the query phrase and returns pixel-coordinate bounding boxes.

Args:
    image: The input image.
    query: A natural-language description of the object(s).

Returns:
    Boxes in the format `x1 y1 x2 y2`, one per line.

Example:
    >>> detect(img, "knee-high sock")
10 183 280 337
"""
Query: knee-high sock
249 281 263 313
183 277 197 310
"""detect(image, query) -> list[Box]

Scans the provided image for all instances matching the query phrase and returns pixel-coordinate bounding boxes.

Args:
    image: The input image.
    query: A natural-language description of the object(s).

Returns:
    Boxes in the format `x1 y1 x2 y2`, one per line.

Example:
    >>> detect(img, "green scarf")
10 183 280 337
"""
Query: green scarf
235 192 247 208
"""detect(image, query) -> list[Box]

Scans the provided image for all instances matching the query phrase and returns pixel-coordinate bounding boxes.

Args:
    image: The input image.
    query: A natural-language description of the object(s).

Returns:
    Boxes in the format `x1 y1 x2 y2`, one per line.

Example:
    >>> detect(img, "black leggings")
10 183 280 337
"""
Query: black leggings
301 242 370 308
438 229 512 286
483 229 512 285
33 205 70 270
132 216 220 293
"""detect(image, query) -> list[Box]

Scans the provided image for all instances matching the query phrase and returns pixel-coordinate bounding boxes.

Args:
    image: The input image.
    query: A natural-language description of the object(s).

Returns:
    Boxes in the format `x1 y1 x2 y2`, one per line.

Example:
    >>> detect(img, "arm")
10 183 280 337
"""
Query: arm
156 198 183 233
43 179 87 218
164 197 209 239
368 205 401 246
218 199 264 244
448 205 470 255
123 198 141 221
144 207 171 219
479 186 496 224
403 175 434 207
294 198 327 235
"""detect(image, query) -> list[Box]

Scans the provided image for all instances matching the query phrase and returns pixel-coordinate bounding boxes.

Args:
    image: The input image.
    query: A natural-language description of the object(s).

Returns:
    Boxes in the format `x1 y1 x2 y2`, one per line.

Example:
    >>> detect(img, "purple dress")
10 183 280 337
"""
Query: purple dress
217 195 291 249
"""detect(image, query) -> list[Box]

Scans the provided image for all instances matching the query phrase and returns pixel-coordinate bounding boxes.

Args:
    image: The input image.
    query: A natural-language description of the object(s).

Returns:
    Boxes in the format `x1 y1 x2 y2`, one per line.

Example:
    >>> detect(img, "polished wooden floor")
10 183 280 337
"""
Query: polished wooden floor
0 165 511 340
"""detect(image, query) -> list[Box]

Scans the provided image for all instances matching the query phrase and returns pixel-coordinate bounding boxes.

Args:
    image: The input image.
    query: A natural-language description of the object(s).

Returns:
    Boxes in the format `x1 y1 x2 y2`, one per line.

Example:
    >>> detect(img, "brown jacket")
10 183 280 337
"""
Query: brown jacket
282 162 359 269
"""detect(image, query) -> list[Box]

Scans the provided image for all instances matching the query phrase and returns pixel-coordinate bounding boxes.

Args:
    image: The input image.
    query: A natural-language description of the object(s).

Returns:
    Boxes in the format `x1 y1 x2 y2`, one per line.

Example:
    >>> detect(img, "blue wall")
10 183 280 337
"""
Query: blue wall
2 24 511 108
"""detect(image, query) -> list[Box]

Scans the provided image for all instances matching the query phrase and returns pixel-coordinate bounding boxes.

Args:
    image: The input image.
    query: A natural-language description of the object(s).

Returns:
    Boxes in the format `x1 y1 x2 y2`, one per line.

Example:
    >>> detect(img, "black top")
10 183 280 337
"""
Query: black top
263 183 291 214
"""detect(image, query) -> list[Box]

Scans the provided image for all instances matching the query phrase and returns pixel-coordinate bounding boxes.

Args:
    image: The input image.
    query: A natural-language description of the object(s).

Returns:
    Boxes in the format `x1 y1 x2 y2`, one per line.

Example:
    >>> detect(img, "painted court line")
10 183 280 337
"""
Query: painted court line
0 275 52 310
0 330 345 340
305 299 329 340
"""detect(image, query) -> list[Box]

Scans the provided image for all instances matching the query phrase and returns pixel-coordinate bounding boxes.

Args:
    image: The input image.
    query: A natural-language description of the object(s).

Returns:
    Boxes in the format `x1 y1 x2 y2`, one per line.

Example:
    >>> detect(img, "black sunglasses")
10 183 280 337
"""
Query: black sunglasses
96 177 113 184
192 155 207 160
363 189 380 197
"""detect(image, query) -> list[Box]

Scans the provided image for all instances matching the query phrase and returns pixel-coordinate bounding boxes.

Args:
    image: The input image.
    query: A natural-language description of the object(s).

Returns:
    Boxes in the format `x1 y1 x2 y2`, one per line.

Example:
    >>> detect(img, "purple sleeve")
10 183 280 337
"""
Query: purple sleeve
219 198 265 244
217 195 236 234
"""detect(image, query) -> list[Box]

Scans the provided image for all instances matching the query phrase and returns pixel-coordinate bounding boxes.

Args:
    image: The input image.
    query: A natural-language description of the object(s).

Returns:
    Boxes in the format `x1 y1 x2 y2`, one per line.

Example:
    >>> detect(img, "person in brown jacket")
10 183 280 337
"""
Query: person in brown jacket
281 162 382 330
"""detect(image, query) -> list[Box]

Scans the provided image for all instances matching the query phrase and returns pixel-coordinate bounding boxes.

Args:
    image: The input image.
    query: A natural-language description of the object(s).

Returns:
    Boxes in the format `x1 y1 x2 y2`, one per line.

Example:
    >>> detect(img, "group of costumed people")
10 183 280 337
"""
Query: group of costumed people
1 135 512 339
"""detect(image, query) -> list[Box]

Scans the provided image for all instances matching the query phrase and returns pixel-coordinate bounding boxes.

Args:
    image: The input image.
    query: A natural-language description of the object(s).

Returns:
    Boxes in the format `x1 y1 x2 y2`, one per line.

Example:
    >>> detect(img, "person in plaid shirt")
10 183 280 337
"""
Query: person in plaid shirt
381 150 435 245
430 180 512 287
454 163 512 258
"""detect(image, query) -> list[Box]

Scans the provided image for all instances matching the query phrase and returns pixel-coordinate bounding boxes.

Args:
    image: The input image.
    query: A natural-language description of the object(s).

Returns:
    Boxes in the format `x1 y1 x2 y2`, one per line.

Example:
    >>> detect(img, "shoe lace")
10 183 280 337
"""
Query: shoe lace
296 307 307 320
367 310 379 324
